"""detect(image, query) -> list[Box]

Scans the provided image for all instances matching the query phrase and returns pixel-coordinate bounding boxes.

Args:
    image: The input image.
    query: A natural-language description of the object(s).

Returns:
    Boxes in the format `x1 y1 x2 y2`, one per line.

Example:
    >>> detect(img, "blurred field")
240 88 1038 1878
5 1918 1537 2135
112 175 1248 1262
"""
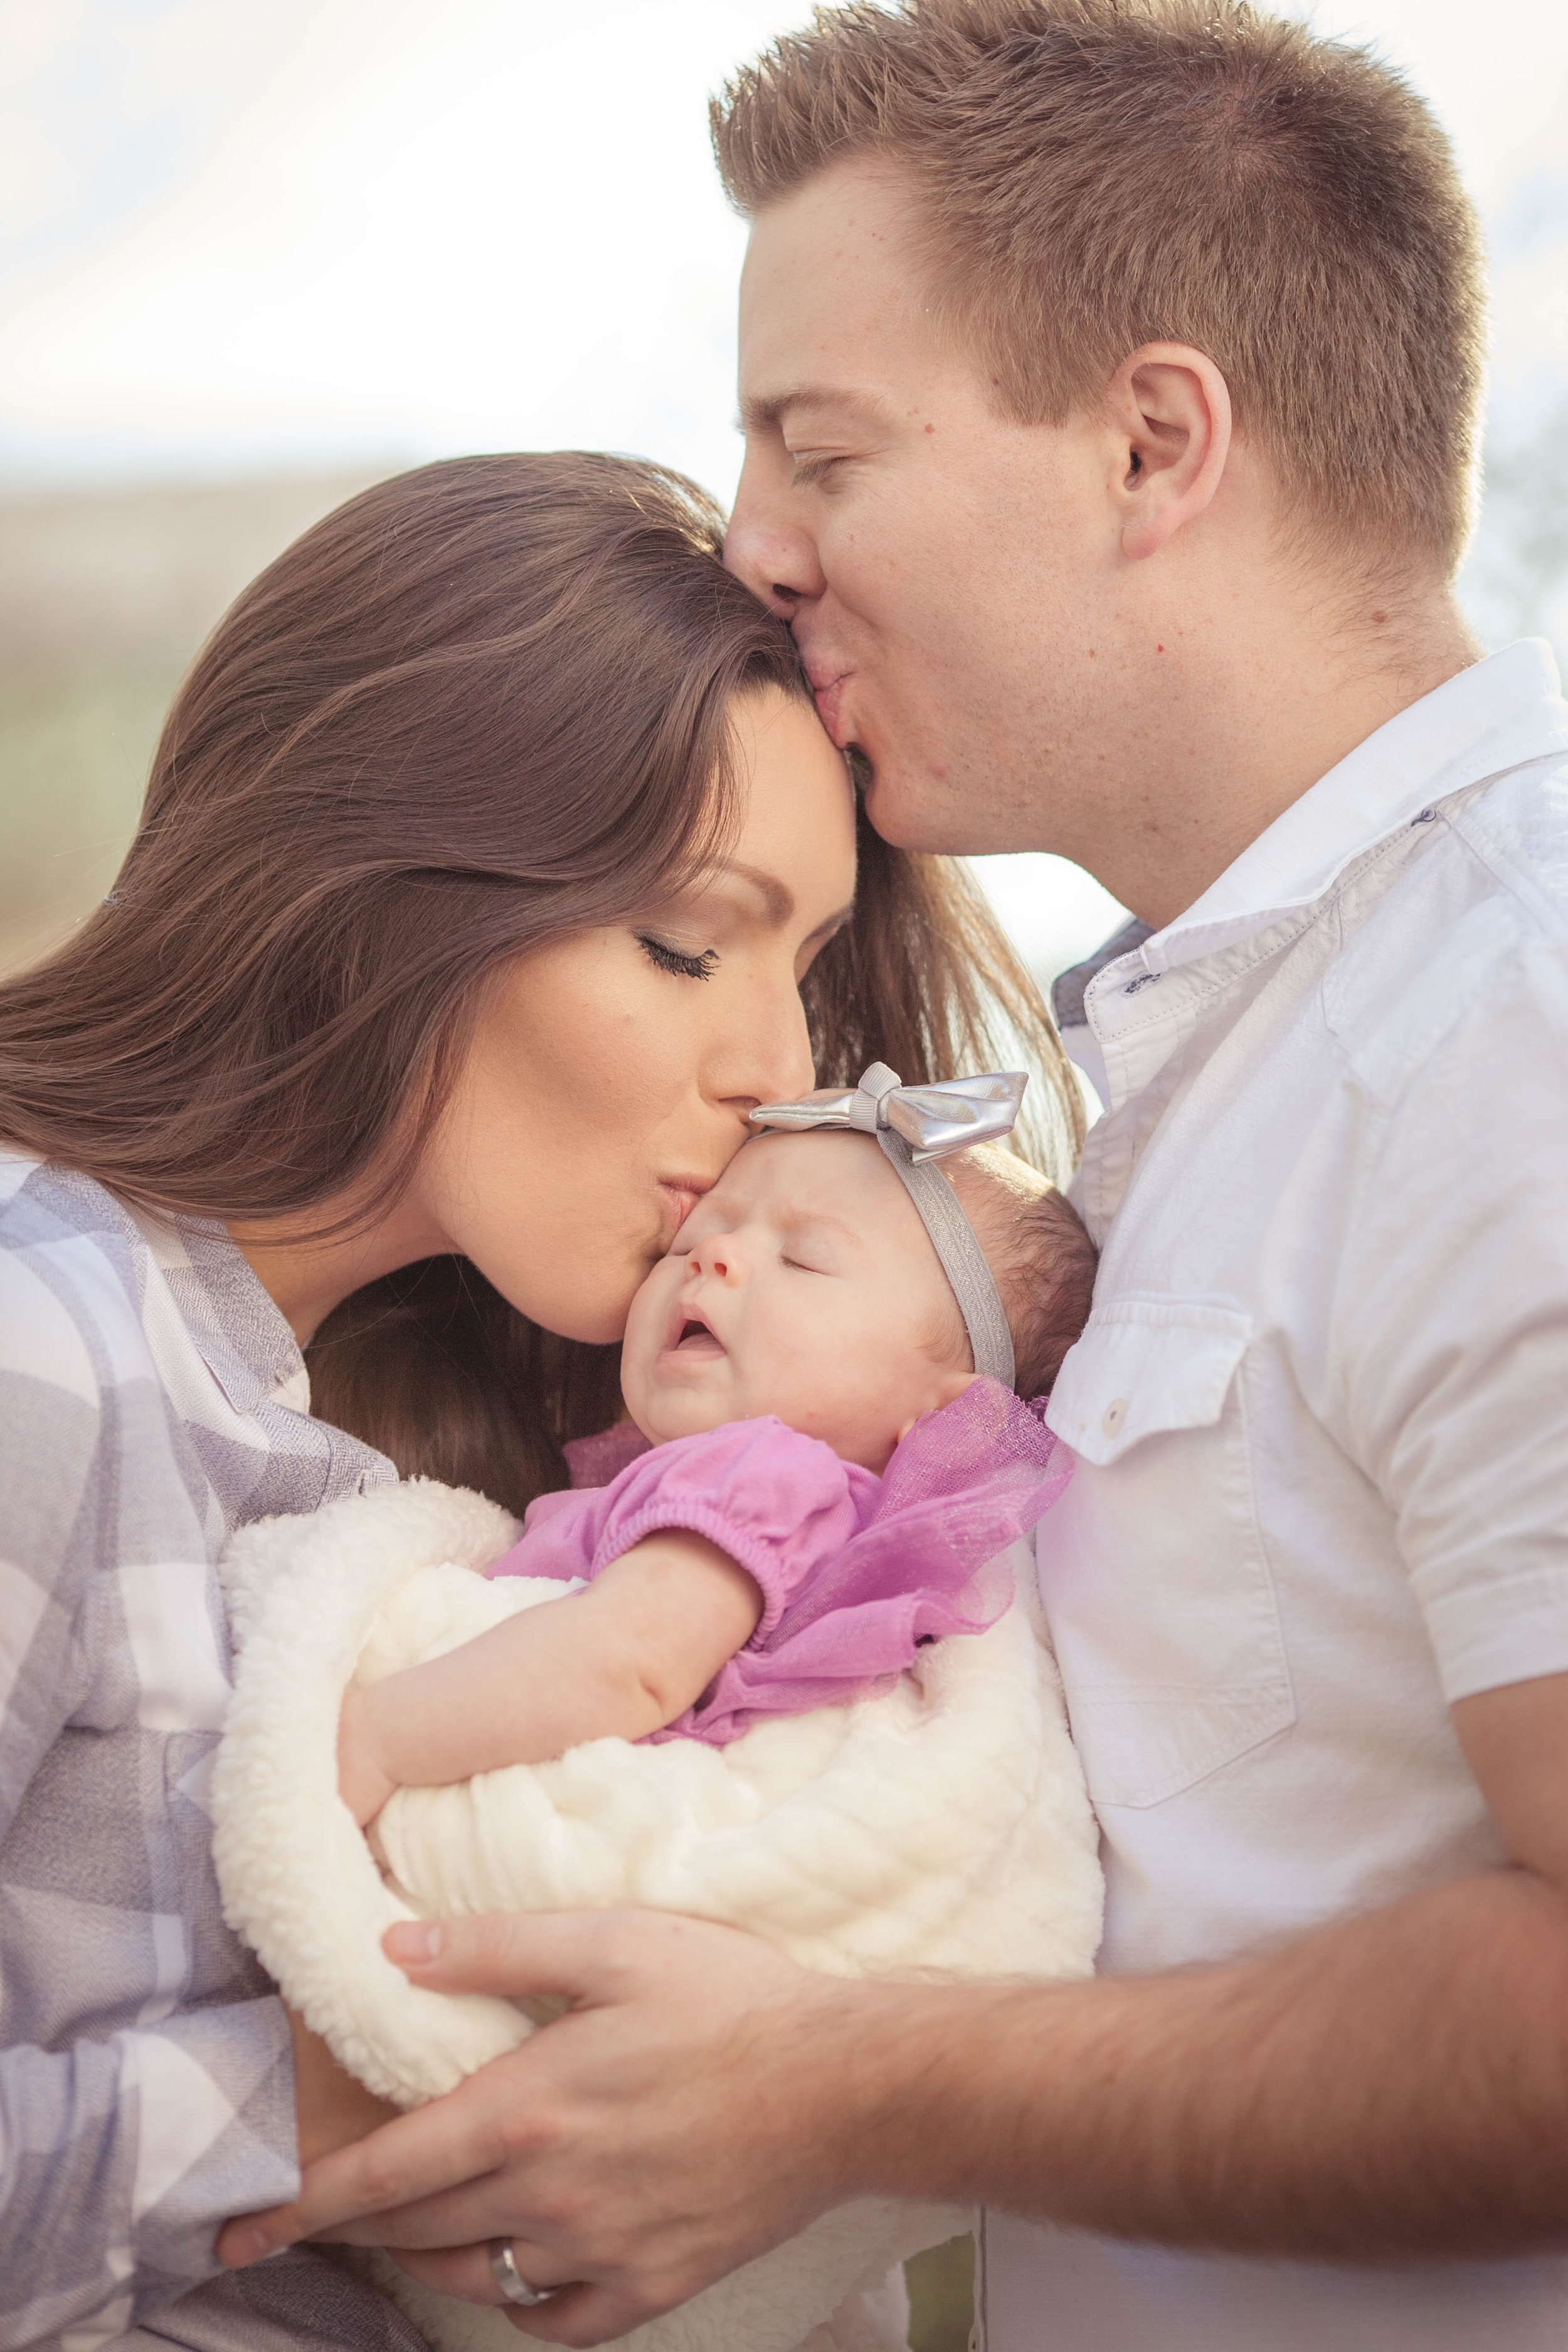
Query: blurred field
0 472 381 975
908 2232 975 2352
4 419 1564 995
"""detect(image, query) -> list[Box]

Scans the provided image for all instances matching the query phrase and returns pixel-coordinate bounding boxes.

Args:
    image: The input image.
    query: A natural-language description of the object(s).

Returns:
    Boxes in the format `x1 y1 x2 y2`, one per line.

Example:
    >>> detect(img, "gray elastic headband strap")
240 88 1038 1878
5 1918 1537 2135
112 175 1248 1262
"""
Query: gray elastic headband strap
748 1057 1025 1391
874 1127 1015 1389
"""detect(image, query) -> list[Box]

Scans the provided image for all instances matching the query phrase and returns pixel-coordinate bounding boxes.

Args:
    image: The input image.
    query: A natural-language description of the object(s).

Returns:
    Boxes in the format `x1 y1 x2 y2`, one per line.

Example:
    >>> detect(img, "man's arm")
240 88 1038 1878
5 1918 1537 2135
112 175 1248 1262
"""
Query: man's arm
215 1670 1568 2345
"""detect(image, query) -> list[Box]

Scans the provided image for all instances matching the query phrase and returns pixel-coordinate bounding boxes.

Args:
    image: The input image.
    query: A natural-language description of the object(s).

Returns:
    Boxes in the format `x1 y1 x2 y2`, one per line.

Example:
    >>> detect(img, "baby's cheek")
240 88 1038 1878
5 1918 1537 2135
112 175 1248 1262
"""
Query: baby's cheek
620 1298 667 1421
776 1331 883 1443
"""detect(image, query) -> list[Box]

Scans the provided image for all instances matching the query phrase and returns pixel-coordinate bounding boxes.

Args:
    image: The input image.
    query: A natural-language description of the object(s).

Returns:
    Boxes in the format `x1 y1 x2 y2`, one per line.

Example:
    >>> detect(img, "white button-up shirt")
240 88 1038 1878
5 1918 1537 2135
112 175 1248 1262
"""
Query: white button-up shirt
982 641 1568 2349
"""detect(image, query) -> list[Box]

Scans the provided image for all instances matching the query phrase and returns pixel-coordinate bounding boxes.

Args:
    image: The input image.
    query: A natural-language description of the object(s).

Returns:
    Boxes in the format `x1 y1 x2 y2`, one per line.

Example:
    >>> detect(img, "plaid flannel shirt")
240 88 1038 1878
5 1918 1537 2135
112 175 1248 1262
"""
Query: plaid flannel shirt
0 1155 420 2351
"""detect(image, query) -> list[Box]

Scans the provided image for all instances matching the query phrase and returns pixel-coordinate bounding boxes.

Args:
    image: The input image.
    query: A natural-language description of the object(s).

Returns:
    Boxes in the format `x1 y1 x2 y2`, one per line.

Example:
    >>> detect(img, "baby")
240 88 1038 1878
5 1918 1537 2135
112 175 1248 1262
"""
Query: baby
337 1065 1096 1823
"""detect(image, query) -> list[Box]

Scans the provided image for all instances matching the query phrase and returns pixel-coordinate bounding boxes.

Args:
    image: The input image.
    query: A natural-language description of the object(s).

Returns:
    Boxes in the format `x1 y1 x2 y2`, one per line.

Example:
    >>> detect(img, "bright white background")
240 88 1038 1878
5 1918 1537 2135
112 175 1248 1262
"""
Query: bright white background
3 0 1565 979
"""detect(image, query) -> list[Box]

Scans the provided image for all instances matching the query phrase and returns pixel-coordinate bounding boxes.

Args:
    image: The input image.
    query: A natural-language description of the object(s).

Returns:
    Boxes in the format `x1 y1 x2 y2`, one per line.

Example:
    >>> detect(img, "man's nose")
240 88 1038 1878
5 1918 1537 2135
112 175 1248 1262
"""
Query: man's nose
724 457 827 618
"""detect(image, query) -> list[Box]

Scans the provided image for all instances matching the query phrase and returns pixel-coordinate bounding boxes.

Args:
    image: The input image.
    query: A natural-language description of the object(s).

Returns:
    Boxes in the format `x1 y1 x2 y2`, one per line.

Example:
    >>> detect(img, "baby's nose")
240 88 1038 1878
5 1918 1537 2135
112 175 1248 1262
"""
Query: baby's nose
691 1232 743 1281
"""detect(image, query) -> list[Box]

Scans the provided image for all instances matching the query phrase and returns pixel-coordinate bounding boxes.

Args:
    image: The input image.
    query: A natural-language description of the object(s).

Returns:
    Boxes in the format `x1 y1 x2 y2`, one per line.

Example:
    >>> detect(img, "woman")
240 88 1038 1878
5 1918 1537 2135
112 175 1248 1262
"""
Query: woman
0 451 1081 2349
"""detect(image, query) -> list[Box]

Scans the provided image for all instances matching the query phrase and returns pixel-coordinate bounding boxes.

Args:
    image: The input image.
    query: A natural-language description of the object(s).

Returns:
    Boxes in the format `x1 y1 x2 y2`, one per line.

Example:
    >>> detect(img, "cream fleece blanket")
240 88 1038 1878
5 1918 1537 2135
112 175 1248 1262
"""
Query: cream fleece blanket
211 1477 1101 2352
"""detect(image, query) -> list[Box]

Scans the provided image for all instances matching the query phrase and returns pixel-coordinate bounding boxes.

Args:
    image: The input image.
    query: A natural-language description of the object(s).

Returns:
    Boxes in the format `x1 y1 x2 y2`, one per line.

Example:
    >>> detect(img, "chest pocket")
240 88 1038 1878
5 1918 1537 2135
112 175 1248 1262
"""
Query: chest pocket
1043 1301 1295 1809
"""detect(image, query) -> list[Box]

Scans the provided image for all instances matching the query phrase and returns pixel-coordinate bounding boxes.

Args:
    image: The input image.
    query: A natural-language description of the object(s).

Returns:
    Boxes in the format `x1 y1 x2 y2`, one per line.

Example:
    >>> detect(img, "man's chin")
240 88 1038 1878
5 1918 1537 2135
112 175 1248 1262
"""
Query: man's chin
857 754 979 856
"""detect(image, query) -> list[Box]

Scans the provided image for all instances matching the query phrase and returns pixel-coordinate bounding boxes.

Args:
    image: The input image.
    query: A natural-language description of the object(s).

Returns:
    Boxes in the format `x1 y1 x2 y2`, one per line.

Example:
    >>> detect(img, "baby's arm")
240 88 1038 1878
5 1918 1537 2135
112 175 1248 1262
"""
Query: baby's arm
337 1532 761 1825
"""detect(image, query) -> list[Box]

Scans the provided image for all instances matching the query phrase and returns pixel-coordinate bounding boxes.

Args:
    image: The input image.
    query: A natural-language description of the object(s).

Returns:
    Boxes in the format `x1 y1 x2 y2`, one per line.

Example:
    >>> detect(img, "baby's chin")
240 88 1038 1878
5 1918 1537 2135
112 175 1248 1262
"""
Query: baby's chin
623 1367 741 1448
630 1376 898 1469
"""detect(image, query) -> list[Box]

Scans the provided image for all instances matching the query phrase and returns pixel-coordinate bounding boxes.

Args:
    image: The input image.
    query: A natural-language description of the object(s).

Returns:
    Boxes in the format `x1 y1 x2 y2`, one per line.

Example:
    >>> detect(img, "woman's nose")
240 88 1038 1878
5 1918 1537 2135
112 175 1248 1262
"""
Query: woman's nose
724 458 827 617
716 990 815 1119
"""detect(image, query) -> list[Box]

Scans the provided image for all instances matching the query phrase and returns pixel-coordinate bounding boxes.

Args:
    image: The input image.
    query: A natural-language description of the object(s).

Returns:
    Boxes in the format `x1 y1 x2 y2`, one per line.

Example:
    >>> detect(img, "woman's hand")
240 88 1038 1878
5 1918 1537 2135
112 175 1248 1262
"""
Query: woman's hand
221 1912 876 2347
288 2005 400 2166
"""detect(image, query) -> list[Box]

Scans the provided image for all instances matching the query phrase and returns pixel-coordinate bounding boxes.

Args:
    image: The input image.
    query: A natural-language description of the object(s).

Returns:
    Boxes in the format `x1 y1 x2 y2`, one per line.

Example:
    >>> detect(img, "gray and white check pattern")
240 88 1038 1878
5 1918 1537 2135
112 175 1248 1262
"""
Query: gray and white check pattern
0 1154 421 2352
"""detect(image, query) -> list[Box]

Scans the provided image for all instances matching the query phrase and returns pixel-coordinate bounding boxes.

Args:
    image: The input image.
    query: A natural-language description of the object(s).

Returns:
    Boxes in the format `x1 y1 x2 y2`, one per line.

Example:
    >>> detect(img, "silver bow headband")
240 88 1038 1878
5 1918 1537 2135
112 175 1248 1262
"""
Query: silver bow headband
748 1061 1028 1388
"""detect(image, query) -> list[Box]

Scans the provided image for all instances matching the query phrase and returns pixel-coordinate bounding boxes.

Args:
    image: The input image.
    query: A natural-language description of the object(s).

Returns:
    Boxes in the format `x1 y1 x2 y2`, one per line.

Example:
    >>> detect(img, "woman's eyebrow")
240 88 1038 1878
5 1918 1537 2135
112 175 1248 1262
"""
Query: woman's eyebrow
702 865 855 941
722 862 793 923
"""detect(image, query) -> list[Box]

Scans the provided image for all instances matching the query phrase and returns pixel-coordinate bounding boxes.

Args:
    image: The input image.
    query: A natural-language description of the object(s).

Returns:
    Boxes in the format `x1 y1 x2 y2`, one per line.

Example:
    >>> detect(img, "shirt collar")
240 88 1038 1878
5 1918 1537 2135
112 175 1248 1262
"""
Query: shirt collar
1140 639 1568 976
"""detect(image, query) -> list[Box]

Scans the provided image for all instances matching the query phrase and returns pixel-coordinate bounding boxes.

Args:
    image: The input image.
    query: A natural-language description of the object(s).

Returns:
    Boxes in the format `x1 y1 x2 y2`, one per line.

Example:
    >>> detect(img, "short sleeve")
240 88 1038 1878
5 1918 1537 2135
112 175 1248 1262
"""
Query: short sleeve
1333 938 1568 1702
493 1421 869 1636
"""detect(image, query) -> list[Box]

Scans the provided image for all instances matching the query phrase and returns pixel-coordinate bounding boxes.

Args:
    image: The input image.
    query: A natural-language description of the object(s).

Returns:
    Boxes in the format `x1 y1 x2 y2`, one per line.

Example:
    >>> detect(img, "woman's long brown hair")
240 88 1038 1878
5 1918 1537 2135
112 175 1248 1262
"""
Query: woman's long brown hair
0 452 1083 1514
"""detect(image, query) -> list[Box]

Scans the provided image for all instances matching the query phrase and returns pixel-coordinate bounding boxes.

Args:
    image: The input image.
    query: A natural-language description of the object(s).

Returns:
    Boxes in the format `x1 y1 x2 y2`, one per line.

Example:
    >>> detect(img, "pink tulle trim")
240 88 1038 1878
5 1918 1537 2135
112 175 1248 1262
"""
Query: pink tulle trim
657 1379 1070 1744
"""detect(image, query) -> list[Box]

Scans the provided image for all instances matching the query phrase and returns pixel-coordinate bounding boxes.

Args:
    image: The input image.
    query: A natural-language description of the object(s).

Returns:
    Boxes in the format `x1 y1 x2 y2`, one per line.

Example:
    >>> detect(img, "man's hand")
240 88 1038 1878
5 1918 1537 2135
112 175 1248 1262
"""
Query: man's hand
226 1671 1568 2332
223 1912 866 2347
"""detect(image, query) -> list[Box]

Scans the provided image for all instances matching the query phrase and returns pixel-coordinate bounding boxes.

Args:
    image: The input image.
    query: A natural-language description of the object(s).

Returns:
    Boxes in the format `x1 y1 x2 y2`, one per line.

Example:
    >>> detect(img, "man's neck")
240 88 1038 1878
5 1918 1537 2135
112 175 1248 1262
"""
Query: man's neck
1085 590 1483 933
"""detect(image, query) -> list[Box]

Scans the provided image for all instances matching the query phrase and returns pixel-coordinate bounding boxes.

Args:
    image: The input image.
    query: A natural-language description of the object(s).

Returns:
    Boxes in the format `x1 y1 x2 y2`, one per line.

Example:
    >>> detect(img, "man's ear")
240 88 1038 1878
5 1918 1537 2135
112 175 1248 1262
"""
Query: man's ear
1107 341 1233 562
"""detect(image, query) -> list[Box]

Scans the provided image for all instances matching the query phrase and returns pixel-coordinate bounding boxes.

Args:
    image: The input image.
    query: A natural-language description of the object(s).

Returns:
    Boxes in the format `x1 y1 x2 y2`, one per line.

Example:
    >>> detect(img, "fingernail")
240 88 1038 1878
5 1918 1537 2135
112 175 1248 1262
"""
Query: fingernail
224 2226 275 2267
385 1920 442 1966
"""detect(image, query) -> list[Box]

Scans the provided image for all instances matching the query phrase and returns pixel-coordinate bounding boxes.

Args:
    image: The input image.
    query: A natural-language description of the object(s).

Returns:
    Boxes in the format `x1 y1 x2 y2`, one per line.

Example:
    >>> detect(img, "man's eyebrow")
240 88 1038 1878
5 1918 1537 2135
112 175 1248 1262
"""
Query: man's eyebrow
737 384 893 437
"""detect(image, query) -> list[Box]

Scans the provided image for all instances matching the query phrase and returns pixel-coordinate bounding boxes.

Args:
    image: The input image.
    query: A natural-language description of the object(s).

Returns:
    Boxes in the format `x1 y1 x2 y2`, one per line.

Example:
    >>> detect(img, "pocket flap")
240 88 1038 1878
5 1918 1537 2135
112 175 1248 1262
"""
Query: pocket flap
1046 1300 1253 1466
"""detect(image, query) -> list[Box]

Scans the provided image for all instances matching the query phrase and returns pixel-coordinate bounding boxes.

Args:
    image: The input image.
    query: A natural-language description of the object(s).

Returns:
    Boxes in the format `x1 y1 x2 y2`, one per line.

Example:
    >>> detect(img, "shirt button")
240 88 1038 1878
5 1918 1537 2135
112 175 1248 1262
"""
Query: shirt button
1101 1397 1128 1438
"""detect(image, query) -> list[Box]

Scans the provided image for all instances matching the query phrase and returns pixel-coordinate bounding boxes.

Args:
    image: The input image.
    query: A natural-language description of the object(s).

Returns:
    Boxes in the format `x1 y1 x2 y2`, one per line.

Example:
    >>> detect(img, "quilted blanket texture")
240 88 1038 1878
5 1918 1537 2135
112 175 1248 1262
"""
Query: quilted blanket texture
211 1476 1101 2352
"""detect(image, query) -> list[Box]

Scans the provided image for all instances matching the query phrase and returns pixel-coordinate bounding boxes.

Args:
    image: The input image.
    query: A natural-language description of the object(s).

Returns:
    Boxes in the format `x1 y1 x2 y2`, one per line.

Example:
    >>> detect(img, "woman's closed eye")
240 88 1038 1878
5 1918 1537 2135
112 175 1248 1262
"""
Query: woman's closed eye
637 933 718 982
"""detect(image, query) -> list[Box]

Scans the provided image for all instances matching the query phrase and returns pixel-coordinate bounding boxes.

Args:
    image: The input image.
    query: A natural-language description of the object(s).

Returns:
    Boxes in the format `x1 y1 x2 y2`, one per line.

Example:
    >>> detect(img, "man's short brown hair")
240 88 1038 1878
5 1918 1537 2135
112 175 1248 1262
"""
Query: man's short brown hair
713 0 1485 577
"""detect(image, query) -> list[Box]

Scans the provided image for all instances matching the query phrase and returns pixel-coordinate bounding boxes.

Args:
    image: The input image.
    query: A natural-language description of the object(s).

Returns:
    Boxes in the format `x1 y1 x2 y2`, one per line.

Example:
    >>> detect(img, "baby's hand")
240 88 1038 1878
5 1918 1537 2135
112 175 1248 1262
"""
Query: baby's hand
337 1685 400 1828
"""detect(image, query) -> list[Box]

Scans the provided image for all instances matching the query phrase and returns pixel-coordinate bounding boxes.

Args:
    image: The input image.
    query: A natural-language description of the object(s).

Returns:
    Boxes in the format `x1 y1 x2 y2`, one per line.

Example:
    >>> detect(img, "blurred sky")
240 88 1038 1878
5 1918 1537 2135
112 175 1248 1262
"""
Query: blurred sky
3 0 1565 982
4 0 1565 497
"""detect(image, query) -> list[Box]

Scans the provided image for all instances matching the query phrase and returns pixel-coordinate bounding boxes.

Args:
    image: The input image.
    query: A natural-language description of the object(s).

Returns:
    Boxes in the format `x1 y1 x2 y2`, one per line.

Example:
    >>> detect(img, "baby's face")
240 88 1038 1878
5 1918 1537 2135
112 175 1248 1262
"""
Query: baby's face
620 1131 972 1473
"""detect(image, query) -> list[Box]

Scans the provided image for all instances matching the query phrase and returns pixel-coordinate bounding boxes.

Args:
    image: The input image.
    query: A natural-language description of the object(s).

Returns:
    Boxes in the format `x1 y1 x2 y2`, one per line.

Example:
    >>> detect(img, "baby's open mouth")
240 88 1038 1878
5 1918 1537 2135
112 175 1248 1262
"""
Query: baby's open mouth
669 1311 726 1358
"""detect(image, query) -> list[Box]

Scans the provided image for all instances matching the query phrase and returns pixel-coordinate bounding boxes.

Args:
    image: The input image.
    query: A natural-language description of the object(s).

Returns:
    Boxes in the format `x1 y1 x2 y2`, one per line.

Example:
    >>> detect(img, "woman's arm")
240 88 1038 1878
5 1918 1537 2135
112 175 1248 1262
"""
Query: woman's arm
289 2008 400 2165
337 1533 762 1823
0 1224 389 2339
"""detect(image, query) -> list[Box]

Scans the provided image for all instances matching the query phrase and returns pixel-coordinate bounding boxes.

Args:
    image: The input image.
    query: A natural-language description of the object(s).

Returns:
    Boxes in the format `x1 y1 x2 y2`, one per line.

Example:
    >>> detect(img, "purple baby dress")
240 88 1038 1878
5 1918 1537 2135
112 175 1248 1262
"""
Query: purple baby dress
487 1375 1071 1745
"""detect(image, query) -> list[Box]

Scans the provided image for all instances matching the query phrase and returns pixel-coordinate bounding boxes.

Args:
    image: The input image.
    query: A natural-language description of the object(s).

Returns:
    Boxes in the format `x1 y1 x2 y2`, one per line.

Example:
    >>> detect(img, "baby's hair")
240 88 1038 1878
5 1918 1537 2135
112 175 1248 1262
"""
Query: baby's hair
944 1146 1097 1399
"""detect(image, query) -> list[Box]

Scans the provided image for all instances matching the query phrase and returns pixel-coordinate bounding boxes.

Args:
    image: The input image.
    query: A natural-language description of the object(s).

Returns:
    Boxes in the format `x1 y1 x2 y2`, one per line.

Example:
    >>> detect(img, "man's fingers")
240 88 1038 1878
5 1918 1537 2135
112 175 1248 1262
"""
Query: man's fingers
320 2176 561 2252
493 2281 686 2349
388 2239 578 2304
385 2246 672 2351
218 2065 514 2262
383 1908 642 1998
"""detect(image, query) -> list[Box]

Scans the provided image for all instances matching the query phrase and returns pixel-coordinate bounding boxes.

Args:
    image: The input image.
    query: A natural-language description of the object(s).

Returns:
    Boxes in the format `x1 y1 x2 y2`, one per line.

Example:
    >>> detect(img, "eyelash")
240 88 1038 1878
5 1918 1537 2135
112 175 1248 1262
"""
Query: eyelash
637 933 718 982
788 453 846 490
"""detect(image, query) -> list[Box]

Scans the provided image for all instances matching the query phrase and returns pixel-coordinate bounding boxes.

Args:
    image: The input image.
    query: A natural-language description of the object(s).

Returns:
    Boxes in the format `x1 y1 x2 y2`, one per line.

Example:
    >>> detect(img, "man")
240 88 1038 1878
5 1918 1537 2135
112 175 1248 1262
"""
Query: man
224 4 1568 2346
